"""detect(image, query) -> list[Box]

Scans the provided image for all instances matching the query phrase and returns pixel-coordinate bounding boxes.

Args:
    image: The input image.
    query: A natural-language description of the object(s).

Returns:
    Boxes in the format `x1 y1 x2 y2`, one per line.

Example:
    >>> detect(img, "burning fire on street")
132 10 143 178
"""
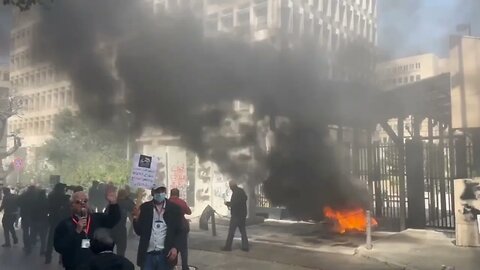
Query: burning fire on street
323 206 378 234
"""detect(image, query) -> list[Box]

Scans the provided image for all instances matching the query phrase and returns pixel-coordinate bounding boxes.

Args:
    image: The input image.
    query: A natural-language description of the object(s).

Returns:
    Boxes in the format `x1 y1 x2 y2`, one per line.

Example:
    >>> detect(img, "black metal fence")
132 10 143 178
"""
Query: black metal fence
254 132 473 231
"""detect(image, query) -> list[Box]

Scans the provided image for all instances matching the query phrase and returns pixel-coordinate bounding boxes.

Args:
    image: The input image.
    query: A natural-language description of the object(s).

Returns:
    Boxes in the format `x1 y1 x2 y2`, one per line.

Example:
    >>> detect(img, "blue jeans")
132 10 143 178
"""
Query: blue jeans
142 251 172 270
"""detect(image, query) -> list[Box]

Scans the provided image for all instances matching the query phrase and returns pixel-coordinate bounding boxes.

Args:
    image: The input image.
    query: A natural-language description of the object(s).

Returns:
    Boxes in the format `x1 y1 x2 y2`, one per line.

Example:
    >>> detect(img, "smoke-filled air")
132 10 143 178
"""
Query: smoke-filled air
32 0 377 219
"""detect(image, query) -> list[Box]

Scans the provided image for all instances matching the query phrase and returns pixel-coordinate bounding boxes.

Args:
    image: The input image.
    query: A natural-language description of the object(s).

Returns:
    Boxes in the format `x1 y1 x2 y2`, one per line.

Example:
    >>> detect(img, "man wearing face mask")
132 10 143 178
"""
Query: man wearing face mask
132 184 183 270
54 187 120 270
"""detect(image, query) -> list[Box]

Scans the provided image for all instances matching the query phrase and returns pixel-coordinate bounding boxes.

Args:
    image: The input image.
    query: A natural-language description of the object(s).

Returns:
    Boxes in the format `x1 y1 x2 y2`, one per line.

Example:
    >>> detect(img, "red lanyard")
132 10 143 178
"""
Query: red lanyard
72 215 91 235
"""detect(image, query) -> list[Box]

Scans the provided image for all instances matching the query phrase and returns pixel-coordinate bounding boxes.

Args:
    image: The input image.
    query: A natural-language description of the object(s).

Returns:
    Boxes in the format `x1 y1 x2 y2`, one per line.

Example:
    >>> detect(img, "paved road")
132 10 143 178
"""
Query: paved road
0 223 401 270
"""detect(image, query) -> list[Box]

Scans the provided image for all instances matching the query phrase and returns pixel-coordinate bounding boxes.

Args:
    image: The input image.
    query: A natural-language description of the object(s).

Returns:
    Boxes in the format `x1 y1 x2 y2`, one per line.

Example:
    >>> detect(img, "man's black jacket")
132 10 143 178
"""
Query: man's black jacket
77 252 134 270
54 204 120 270
0 193 18 215
230 186 248 218
48 191 70 224
133 199 182 267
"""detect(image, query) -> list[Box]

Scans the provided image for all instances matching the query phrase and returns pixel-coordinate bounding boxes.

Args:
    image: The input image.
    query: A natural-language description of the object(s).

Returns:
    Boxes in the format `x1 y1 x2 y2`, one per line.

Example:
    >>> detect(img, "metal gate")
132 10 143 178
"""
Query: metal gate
357 136 473 231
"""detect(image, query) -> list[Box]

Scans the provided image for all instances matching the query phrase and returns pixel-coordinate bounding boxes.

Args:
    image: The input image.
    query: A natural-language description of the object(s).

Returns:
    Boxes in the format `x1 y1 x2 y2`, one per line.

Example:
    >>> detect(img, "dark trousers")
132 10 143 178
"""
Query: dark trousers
225 216 249 250
45 224 55 262
2 214 18 245
46 219 64 263
21 217 33 253
179 222 189 270
32 221 48 254
142 251 172 270
112 225 127 257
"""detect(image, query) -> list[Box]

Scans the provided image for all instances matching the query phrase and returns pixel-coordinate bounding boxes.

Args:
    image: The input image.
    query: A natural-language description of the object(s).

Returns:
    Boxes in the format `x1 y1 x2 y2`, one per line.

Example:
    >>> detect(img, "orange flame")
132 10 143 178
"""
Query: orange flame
323 206 378 234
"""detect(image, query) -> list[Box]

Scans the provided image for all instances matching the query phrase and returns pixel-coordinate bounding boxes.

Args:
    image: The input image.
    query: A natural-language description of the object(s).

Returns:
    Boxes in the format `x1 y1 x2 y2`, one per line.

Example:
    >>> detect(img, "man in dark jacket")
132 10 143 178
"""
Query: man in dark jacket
31 189 49 255
18 185 37 254
222 181 249 252
54 188 120 270
45 183 70 264
0 187 19 247
132 184 183 270
111 189 135 256
78 228 134 270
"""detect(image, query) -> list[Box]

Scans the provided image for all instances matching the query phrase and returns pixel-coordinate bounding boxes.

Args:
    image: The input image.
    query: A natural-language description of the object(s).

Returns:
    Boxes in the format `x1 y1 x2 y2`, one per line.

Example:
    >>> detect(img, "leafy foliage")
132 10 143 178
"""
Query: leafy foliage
41 110 131 186
2 0 52 11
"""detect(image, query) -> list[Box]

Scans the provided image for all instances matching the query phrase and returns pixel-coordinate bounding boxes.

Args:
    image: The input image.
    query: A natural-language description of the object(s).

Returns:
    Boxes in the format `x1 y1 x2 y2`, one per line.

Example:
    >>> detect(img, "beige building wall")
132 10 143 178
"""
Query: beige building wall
7 9 77 161
450 36 480 129
377 53 449 90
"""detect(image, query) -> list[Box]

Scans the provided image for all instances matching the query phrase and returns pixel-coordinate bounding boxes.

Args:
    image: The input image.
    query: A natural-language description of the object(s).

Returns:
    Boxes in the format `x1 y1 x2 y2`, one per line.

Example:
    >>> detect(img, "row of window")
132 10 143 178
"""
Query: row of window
301 0 376 17
280 5 376 43
207 1 376 48
386 62 422 75
10 49 33 70
10 65 56 88
383 74 422 86
9 117 54 136
0 71 9 82
11 25 33 49
20 88 74 113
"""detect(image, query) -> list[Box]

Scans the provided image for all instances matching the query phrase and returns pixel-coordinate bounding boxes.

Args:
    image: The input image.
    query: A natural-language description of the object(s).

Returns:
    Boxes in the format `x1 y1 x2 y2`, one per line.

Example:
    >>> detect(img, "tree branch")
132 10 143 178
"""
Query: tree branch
0 135 21 160
3 0 54 11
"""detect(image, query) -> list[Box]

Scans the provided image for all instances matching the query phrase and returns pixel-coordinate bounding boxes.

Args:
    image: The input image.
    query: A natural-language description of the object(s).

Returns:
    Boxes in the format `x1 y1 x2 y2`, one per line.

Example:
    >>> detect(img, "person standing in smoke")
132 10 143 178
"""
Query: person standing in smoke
124 185 136 238
132 184 183 270
222 181 249 252
45 183 70 264
18 185 37 254
54 189 120 270
88 181 100 212
31 189 49 255
111 189 135 256
168 188 191 270
97 182 108 212
0 187 19 247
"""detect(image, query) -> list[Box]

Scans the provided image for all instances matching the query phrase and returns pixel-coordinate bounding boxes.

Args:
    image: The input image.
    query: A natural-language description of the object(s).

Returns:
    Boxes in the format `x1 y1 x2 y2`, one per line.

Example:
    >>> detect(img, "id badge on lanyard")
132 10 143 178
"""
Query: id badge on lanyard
72 216 91 249
81 239 90 249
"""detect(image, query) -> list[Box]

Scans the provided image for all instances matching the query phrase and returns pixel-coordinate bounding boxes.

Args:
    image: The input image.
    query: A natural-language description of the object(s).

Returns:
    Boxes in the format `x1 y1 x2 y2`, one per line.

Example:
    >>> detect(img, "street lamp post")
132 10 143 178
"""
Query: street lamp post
125 110 132 161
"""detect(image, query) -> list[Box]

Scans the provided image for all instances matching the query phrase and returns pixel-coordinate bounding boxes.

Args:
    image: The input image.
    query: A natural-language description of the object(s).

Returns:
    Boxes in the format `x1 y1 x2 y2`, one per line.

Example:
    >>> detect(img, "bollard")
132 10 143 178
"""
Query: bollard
211 212 217 237
366 210 372 250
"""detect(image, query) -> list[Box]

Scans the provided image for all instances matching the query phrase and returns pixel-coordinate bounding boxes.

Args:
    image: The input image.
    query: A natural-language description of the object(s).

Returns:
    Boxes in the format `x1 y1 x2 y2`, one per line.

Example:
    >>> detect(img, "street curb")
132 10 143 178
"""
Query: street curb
355 246 417 270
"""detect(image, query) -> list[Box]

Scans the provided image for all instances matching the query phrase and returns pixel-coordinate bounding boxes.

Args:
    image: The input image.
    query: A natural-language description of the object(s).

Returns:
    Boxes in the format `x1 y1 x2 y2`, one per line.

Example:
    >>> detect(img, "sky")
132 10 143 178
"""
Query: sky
0 1 478 64
378 0 480 59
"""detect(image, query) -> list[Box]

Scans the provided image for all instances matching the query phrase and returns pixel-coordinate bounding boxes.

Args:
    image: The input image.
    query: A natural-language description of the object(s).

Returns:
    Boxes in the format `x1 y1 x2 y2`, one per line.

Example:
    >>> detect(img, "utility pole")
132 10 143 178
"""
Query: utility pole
125 110 132 161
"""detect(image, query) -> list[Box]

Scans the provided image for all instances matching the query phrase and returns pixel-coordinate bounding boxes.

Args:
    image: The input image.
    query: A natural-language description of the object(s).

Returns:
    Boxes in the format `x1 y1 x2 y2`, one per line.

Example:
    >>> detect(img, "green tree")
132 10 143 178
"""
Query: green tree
41 110 130 187
3 0 52 11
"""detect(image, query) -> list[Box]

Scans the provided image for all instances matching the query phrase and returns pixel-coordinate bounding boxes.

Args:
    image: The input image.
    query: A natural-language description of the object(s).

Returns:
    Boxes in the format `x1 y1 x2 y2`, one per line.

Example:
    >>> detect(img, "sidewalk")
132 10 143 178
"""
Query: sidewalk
357 229 480 270
188 220 399 270
191 219 395 255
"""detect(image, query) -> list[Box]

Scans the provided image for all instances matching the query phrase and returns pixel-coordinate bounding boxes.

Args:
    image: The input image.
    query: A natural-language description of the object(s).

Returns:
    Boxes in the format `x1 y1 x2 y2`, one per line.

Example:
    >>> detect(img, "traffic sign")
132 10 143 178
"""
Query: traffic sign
13 157 24 171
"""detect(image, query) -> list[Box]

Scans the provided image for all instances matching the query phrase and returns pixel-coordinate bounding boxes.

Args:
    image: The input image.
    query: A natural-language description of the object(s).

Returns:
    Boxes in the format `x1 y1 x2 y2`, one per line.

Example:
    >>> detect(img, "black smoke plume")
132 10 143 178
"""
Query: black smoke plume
32 0 374 218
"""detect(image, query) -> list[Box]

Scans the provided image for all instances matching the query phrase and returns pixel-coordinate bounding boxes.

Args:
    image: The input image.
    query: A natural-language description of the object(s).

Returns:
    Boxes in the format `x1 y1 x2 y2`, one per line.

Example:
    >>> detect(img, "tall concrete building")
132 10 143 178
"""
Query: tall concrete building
377 53 449 90
450 36 480 129
203 0 377 43
7 9 76 161
202 0 377 79
0 65 10 155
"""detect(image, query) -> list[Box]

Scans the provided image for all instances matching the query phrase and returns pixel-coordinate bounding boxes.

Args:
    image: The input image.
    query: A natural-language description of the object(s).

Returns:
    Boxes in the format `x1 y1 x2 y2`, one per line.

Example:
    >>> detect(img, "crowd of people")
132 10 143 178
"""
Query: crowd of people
0 179 249 270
